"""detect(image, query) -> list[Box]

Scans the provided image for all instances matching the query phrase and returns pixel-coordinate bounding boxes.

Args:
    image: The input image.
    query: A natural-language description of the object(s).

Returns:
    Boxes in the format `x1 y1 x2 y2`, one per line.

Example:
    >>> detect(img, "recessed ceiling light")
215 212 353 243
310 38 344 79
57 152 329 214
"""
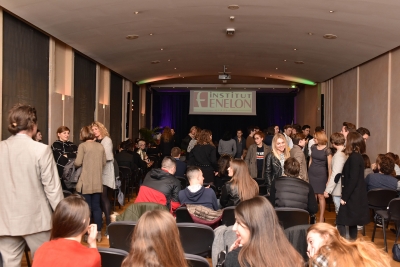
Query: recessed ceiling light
182 77 184 78
228 5 239 10
258 88 260 89
308 32 314 35
160 48 164 51
269 75 272 77
151 60 160 64
179 74 181 76
149 33 153 36
168 59 171 61
134 11 140 14
283 59 287 62
275 67 278 70
174 67 177 69
294 61 305 64
293 48 297 51
329 10 334 13
126 34 139 40
230 16 235 20
323 34 338 39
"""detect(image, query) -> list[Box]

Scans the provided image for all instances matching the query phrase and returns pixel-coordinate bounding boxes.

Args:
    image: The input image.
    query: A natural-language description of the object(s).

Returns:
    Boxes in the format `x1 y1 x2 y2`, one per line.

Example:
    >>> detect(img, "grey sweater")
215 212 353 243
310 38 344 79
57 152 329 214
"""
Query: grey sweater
218 139 237 157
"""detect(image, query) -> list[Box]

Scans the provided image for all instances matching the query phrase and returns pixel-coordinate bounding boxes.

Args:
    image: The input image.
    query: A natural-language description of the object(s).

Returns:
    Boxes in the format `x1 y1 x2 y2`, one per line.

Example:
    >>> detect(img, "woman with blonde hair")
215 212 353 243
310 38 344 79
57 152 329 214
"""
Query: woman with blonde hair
307 223 390 267
121 209 188 267
308 131 332 222
264 133 290 194
225 196 304 267
91 121 115 235
188 129 218 184
220 159 259 208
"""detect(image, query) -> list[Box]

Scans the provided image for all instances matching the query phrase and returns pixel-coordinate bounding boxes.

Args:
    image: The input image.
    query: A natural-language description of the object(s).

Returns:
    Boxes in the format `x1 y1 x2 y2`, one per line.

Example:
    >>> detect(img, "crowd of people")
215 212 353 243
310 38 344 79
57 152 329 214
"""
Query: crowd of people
1 103 399 267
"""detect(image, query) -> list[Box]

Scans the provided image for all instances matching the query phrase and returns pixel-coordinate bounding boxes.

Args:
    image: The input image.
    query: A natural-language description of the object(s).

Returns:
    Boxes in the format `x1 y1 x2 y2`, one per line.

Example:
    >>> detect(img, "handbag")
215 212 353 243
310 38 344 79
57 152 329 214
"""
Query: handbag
393 239 400 262
216 245 228 267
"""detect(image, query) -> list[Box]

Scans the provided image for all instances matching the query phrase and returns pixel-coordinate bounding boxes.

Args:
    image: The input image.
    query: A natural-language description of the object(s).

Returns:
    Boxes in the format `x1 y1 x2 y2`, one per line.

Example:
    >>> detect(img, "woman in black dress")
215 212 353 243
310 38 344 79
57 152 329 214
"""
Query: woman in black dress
51 126 78 190
188 129 218 185
336 132 370 240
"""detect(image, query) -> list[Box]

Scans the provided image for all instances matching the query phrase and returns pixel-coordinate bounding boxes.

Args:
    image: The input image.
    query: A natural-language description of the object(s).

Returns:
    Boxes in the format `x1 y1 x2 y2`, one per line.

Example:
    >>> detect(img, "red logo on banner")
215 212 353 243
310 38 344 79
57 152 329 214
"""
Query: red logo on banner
194 91 208 108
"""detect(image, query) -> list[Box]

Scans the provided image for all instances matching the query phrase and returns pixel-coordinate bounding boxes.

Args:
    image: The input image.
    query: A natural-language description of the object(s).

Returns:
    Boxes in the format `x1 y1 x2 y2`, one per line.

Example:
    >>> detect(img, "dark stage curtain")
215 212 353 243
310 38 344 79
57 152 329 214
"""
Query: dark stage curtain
109 72 123 151
73 53 96 143
152 92 295 144
2 12 49 142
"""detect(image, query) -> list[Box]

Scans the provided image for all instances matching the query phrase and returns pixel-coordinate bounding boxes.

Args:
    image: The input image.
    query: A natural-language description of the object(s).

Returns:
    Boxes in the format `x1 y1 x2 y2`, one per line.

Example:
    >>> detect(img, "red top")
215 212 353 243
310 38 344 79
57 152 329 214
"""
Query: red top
32 238 101 267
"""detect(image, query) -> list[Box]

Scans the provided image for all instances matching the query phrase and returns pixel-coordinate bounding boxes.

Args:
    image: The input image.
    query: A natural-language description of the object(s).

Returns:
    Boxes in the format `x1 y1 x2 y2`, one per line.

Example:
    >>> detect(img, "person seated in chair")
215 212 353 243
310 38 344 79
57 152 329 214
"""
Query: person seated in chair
115 140 144 172
135 156 181 211
171 147 187 177
178 166 219 210
269 157 318 215
365 155 400 193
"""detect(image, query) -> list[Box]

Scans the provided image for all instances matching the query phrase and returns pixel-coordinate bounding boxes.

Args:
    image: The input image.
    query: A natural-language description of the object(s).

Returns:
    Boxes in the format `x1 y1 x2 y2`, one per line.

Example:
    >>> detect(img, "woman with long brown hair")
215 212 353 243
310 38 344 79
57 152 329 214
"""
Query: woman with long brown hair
225 196 304 267
159 126 175 161
220 159 259 208
245 131 270 178
307 223 390 267
188 129 218 184
122 209 188 267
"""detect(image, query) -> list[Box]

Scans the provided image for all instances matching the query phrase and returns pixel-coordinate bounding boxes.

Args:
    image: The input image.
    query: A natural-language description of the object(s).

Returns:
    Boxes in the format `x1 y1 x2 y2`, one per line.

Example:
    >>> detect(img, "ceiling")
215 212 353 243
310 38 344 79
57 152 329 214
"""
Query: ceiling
2 0 400 88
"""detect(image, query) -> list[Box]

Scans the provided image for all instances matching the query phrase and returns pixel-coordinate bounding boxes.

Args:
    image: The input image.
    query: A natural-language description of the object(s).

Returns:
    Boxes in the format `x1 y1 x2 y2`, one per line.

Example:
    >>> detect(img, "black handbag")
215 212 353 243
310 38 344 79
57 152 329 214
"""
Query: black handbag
393 242 400 262
216 245 228 267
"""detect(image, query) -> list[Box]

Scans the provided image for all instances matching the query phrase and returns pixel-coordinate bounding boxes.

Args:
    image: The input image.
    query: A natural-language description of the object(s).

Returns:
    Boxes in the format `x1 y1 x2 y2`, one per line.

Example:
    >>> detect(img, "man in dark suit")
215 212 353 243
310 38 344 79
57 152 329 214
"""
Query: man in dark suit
171 147 187 177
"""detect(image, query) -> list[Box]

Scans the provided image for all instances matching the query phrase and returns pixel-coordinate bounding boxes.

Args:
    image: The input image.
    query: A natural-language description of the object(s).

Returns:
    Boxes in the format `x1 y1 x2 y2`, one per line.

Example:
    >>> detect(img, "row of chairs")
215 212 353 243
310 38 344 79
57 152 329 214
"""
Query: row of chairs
98 248 209 267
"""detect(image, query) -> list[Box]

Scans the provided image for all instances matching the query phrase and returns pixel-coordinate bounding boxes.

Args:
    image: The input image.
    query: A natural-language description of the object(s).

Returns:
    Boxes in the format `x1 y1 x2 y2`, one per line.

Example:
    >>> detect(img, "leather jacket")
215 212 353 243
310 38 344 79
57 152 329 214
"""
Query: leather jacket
220 182 240 208
264 152 283 194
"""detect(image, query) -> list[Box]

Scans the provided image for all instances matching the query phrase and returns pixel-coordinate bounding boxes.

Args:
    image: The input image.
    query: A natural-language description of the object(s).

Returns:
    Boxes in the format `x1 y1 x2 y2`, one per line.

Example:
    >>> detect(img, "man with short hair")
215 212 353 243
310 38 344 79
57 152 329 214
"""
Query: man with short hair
365 156 399 192
274 125 280 134
171 147 187 177
283 124 293 149
302 124 313 141
357 127 371 143
246 126 256 149
135 156 181 210
178 166 219 210
290 133 308 182
234 129 246 159
341 122 356 139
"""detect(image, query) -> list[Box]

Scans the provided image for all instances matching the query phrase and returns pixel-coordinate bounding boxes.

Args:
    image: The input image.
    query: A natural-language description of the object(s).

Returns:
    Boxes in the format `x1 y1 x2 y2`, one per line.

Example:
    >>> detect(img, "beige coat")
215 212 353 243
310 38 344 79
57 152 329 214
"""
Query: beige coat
75 141 106 194
290 145 308 182
0 134 63 236
245 143 271 178
325 150 347 196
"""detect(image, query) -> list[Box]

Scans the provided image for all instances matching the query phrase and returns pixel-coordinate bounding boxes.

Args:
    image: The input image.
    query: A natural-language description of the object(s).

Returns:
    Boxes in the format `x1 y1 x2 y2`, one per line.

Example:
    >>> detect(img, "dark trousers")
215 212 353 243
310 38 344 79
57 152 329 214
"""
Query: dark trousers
337 225 358 240
82 193 102 230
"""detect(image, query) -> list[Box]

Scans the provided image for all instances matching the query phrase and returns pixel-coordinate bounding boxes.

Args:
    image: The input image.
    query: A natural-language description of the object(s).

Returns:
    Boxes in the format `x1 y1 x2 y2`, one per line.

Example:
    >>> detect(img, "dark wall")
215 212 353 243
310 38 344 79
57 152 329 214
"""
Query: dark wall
109 72 123 150
73 53 96 143
2 12 49 142
152 91 295 145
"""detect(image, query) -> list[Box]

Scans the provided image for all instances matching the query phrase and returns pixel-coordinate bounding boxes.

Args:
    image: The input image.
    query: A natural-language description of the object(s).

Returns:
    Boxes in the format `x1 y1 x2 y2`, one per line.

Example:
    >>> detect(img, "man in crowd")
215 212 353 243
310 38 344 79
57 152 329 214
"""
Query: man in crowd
178 166 219 210
171 147 187 177
283 124 293 149
246 126 256 149
357 127 371 143
365 156 399 192
135 156 181 210
341 122 357 139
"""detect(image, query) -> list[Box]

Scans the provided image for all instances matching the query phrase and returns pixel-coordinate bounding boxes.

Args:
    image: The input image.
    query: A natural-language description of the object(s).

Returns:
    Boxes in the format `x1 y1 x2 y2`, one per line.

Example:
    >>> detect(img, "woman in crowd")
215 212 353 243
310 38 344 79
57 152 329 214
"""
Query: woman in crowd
385 152 400 175
307 223 390 267
225 196 304 267
51 126 78 190
308 131 332 223
264 133 290 194
324 132 347 215
372 154 385 173
32 195 101 267
189 129 218 185
122 209 188 267
91 121 115 235
74 126 105 242
218 131 237 157
245 131 270 179
336 132 370 240
215 154 232 190
33 129 43 142
220 159 259 208
159 126 175 161
362 154 374 178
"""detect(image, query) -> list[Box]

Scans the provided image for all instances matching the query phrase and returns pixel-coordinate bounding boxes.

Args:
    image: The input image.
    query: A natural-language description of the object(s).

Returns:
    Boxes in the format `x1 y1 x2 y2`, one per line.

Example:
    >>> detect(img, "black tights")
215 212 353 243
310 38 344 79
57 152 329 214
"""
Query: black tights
101 185 111 226
337 225 358 240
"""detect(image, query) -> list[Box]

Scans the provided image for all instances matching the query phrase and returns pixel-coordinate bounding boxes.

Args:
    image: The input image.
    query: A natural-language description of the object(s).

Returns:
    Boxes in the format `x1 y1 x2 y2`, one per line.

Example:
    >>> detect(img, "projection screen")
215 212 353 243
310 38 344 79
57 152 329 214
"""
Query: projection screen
189 90 256 115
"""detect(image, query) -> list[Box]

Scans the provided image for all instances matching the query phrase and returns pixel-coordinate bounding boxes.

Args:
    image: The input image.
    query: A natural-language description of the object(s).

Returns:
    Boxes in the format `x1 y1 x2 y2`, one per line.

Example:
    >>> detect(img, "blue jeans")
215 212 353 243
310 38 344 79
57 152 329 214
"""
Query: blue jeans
332 196 341 214
82 193 102 230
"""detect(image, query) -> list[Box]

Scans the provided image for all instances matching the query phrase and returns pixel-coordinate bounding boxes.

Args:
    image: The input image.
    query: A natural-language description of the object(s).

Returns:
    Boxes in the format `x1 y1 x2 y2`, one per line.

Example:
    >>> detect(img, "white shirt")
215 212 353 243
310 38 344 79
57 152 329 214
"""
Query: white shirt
283 133 293 149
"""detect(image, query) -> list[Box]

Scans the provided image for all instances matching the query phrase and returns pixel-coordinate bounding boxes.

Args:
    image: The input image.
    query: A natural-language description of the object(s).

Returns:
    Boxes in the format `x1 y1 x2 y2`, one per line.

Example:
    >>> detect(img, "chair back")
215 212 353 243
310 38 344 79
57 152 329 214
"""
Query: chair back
388 198 400 221
185 253 210 267
108 221 136 252
254 178 265 185
258 184 268 196
221 207 236 226
284 224 310 261
176 176 188 190
176 206 194 223
275 208 309 229
367 189 398 210
177 223 214 257
98 248 128 267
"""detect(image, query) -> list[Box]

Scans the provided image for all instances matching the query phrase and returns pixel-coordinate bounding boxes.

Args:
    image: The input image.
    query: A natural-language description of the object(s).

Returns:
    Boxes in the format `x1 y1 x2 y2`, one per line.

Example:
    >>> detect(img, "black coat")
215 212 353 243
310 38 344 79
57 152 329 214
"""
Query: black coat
336 152 370 226
220 182 240 208
264 152 283 194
